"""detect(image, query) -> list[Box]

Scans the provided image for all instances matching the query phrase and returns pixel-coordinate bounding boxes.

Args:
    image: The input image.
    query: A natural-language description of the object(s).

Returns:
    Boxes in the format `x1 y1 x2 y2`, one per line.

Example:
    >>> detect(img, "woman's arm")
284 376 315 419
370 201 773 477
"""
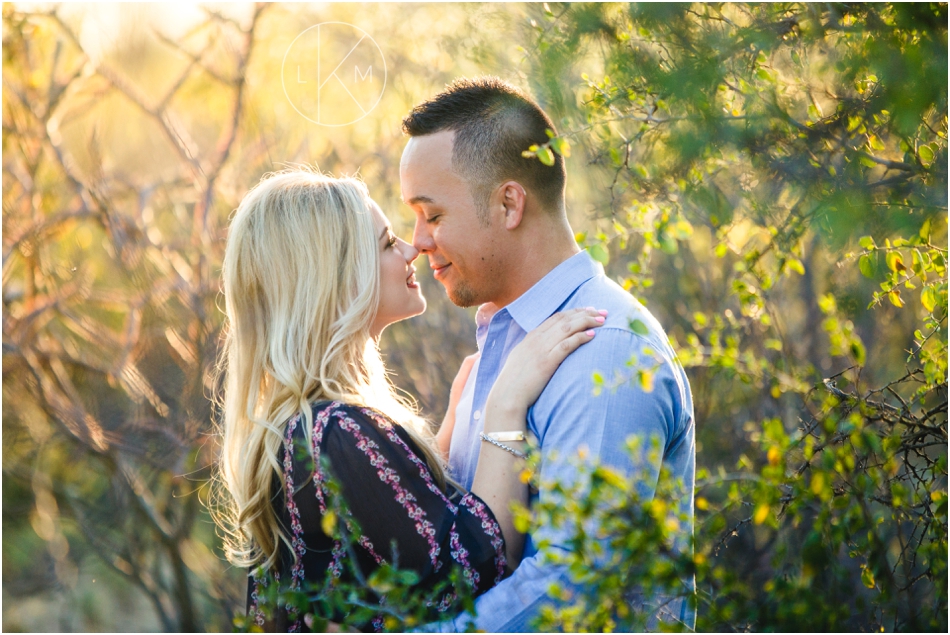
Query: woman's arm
437 353 479 460
470 308 606 567
312 404 506 587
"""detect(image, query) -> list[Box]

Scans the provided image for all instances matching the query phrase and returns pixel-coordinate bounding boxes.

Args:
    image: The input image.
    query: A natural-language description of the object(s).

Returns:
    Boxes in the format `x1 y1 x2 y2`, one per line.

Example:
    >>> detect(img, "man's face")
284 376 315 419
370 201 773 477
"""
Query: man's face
400 130 503 308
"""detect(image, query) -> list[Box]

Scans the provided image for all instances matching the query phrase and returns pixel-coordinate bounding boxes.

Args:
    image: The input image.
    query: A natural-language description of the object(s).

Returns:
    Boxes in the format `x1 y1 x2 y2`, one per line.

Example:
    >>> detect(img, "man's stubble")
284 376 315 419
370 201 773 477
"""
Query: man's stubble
446 277 479 308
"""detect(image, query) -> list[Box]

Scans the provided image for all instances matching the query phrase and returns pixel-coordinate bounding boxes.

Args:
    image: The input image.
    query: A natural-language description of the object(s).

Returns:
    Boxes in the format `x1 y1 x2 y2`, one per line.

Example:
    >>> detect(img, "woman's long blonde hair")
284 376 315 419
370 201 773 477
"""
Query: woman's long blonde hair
214 169 444 571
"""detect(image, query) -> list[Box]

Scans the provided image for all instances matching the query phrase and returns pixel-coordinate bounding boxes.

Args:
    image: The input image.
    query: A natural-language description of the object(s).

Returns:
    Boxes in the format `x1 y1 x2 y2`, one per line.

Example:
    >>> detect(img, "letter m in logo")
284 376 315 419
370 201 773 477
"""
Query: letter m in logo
354 66 372 82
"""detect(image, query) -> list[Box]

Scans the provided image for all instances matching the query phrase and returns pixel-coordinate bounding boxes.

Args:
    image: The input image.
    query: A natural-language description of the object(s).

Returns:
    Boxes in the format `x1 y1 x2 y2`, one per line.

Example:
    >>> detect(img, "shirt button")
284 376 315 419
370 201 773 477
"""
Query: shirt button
473 410 481 421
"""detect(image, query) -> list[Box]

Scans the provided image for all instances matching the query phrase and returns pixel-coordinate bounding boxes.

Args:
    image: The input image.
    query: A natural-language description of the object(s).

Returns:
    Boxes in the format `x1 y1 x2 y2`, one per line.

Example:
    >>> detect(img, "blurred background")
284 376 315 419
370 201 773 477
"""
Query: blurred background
3 2 946 632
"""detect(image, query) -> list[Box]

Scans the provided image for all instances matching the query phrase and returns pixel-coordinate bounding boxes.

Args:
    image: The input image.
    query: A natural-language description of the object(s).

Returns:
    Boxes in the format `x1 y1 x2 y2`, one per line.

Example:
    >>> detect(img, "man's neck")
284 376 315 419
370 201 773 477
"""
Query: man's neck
491 226 581 309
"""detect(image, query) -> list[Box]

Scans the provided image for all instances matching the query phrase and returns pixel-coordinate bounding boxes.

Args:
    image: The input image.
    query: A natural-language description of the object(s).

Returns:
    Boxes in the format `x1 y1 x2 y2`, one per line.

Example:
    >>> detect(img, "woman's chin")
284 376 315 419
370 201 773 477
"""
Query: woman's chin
410 295 427 317
375 296 427 335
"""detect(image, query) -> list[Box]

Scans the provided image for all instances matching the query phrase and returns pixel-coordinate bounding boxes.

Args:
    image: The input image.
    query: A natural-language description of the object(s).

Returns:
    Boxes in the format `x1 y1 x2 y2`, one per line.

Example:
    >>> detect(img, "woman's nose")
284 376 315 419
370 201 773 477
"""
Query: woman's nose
399 238 420 263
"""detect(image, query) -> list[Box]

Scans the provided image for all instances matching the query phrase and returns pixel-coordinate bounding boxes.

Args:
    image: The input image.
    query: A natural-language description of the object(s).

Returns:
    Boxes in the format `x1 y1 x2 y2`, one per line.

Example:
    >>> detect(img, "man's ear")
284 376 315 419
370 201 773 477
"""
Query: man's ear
495 181 527 231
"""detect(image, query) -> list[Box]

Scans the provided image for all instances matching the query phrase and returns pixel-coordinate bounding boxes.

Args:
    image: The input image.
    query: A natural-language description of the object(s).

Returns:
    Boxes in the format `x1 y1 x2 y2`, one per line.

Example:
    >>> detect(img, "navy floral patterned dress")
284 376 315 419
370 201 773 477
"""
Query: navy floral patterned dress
246 401 508 632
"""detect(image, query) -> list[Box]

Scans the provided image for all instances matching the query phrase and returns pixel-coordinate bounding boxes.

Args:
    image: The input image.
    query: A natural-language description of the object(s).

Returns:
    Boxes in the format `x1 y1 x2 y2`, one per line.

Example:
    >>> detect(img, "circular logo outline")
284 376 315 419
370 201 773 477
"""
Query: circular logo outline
281 21 388 127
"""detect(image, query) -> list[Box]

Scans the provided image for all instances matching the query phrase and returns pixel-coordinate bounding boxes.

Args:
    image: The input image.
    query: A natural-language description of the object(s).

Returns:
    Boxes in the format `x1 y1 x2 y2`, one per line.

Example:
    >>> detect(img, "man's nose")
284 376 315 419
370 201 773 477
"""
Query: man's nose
411 219 435 254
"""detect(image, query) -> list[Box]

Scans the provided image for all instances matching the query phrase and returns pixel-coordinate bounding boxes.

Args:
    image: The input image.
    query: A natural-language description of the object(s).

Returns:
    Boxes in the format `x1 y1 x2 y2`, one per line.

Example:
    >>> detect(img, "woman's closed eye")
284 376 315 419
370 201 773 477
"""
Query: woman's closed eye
385 233 397 249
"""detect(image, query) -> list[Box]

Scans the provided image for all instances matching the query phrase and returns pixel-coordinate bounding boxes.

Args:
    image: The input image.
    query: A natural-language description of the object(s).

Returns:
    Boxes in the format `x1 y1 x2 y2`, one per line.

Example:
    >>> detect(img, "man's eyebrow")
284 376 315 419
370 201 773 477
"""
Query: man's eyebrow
406 195 436 206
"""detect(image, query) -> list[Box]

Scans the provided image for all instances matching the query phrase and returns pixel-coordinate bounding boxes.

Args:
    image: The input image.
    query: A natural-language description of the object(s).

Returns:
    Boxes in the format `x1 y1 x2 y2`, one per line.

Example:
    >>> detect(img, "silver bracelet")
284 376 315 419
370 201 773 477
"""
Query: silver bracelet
479 432 527 459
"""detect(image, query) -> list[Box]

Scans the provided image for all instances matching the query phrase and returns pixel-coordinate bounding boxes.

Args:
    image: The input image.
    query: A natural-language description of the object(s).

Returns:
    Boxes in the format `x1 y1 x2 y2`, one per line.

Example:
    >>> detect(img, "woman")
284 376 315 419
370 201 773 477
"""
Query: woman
215 170 603 631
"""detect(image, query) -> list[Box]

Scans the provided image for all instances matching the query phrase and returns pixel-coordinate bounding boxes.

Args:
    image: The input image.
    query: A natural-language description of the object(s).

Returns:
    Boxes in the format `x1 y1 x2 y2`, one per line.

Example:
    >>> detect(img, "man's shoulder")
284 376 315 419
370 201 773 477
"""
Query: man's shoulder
566 274 673 355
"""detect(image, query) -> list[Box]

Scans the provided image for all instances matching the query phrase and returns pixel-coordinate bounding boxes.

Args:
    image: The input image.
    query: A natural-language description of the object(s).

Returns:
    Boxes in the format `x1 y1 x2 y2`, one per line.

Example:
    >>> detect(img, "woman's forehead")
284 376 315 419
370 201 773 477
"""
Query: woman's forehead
368 200 390 231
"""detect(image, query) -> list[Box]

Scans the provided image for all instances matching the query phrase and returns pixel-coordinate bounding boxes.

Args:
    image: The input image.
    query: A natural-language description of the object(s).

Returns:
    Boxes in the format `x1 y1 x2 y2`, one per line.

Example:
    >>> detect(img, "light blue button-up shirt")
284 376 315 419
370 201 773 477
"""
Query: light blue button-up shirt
444 250 696 631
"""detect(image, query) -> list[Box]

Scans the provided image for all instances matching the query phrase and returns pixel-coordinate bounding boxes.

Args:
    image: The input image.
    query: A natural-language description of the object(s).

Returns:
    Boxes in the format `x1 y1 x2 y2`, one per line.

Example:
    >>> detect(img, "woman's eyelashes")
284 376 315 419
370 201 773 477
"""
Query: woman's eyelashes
385 232 397 249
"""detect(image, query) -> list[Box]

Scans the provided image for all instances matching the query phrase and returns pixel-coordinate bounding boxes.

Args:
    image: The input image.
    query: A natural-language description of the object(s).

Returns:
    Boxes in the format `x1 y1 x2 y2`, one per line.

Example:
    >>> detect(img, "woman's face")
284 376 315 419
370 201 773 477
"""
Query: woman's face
370 201 426 337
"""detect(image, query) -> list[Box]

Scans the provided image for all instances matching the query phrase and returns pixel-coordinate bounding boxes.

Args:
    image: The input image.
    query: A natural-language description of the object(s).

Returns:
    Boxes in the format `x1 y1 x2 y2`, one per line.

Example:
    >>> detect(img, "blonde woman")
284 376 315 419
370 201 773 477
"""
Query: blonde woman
216 169 604 631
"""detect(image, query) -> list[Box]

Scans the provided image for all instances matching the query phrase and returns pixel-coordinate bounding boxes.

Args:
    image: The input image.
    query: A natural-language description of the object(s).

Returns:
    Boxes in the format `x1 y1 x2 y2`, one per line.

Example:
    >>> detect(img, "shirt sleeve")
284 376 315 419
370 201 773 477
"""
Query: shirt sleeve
434 328 693 631
300 403 507 593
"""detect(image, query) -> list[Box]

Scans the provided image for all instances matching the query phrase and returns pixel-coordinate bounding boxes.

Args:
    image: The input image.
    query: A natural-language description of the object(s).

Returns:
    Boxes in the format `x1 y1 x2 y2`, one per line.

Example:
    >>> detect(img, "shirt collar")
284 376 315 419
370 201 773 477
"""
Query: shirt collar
502 250 603 333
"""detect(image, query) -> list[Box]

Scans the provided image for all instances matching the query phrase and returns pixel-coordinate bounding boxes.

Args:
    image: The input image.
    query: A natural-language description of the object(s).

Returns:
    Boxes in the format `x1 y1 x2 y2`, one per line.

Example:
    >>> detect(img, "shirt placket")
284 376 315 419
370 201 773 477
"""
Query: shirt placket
461 309 513 490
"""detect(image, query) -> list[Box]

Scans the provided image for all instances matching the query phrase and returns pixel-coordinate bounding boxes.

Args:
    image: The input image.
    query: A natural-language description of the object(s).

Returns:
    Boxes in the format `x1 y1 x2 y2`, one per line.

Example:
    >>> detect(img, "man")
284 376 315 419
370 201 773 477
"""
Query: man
400 77 695 631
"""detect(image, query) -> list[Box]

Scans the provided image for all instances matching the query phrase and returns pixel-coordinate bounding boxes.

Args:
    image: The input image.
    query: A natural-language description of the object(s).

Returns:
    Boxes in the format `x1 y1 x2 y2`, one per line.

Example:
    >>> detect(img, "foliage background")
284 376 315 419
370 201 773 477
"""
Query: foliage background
2 2 946 632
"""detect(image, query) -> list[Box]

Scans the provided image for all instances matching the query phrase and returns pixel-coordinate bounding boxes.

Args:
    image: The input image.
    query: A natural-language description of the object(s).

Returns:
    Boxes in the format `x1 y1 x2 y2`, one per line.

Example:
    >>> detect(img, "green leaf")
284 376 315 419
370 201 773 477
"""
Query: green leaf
888 290 904 307
537 146 555 166
921 287 936 312
919 144 935 164
550 136 572 158
861 566 876 589
868 134 885 151
512 507 531 533
786 258 805 275
912 249 924 276
859 235 875 250
630 319 649 336
587 243 609 265
850 341 866 365
673 220 693 239
637 369 654 392
659 232 678 254
859 254 877 278
885 251 903 272
321 510 337 536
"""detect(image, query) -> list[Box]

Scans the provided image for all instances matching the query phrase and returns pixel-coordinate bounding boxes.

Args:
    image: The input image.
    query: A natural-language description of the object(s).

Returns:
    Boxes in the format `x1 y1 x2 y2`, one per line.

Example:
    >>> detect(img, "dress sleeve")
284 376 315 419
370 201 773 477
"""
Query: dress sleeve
298 402 507 592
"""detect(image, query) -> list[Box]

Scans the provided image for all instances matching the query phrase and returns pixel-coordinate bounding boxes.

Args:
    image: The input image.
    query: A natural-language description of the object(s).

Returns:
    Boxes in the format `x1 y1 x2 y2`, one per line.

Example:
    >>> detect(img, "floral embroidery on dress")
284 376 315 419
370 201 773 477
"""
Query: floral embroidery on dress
360 407 458 513
249 569 282 628
310 403 335 513
248 570 265 627
449 528 479 588
282 414 307 632
460 493 507 583
358 534 385 565
328 539 346 579
310 402 353 578
427 591 457 613
333 407 443 568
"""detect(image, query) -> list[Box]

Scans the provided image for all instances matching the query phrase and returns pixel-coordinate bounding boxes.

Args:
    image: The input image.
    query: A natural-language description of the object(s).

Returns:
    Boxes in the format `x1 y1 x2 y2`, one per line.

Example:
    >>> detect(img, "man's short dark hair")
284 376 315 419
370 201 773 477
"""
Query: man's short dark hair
402 77 566 219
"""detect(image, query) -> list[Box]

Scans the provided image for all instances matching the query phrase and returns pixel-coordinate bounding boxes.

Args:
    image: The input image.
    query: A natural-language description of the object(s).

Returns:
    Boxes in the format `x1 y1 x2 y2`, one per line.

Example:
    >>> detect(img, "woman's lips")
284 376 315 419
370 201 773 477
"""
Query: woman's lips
407 270 419 288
